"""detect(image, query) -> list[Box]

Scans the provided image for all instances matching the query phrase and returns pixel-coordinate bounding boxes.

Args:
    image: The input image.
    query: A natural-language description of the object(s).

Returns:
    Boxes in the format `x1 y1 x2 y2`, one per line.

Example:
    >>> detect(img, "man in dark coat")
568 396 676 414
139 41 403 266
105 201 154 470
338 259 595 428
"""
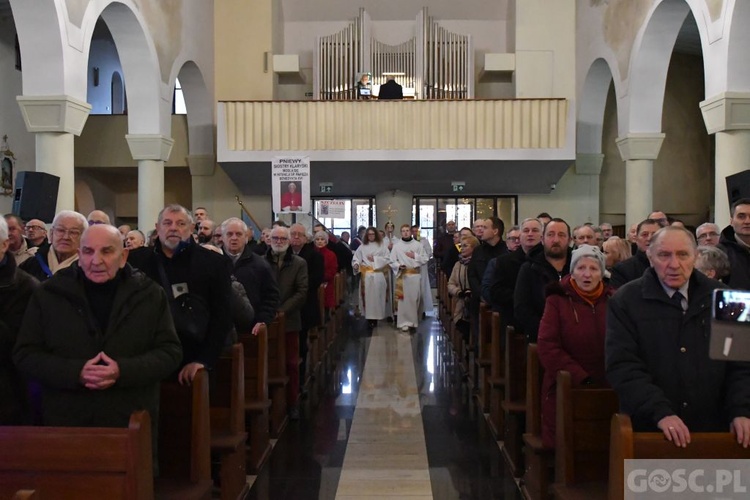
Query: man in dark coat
610 218 660 288
14 224 182 433
222 218 280 337
0 217 39 424
718 198 750 289
606 226 750 447
434 220 457 269
378 76 403 99
513 218 572 342
468 217 508 322
127 204 233 384
486 217 543 332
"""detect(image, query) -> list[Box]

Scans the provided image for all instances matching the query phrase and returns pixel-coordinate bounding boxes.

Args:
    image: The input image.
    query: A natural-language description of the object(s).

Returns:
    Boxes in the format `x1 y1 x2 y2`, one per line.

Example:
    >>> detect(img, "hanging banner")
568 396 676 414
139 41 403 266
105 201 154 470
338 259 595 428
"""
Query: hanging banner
272 156 311 214
318 200 347 219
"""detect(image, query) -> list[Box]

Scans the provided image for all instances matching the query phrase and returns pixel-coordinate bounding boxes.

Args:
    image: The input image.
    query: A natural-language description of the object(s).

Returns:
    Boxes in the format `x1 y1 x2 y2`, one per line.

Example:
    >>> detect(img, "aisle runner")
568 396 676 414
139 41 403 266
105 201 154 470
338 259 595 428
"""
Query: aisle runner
335 329 433 499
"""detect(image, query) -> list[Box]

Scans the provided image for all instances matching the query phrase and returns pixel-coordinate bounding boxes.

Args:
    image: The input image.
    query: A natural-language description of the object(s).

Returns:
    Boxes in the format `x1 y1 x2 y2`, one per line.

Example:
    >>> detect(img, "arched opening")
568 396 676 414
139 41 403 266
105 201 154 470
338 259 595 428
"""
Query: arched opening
578 58 615 155
175 61 213 156
111 71 125 114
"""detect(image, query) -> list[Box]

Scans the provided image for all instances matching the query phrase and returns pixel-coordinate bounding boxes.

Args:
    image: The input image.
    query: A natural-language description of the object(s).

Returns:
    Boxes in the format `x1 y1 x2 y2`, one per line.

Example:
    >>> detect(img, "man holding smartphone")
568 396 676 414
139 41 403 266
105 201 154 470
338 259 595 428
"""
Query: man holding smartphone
606 226 750 448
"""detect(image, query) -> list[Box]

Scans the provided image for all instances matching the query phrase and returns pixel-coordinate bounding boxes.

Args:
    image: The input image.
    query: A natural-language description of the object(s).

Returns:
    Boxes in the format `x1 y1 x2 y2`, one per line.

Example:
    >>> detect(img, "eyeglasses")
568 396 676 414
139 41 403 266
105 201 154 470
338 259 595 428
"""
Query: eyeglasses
52 227 82 239
507 236 521 242
25 225 45 232
697 232 719 241
88 220 107 226
271 236 289 242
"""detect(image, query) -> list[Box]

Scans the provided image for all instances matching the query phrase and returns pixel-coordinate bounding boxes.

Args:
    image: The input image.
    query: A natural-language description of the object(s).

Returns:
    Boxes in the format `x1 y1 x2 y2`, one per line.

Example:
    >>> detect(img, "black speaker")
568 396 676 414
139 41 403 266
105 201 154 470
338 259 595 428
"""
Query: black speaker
726 170 750 211
12 171 60 223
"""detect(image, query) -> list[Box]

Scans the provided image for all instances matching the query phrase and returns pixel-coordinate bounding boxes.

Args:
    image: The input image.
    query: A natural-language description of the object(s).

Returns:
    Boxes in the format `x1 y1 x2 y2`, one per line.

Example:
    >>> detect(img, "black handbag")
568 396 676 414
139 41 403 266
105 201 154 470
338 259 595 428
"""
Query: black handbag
156 260 209 343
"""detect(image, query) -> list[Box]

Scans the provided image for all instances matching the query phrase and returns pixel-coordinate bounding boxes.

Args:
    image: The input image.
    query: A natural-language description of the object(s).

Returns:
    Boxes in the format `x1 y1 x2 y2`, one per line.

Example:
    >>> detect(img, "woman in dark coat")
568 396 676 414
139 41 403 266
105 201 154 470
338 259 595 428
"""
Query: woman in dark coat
537 244 615 449
313 231 338 310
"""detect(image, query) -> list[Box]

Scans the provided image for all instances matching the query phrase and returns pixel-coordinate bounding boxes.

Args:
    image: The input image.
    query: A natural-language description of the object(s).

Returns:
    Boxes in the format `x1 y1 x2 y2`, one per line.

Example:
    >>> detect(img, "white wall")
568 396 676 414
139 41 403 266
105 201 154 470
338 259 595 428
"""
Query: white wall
87 35 123 114
517 164 596 226
0 15 35 215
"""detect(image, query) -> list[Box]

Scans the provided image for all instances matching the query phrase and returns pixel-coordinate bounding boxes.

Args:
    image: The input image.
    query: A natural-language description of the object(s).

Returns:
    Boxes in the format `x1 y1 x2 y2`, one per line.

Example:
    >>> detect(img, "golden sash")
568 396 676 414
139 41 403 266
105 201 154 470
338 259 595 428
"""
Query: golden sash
359 265 389 311
395 267 420 301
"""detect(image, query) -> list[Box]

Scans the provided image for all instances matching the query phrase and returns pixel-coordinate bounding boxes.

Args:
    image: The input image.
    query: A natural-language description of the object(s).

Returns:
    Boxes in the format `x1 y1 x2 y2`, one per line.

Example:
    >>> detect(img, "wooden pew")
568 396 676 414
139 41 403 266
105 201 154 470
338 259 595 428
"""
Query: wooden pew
552 370 618 500
501 326 527 477
521 344 553 500
0 411 153 500
267 312 289 437
488 311 505 440
475 303 493 412
210 344 249 500
609 413 750 500
239 331 272 473
156 368 212 500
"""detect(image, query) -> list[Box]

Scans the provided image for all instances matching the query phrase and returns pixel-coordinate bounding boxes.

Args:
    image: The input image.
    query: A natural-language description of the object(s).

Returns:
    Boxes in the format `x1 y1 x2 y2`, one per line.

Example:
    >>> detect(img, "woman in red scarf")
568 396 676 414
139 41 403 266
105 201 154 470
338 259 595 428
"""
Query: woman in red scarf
537 244 615 449
313 230 338 310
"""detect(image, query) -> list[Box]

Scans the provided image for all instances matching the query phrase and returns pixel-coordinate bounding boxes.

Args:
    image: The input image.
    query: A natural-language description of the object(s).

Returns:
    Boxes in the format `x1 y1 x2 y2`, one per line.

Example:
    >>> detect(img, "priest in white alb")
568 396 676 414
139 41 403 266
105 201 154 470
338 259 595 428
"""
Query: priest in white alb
352 226 392 329
390 224 429 332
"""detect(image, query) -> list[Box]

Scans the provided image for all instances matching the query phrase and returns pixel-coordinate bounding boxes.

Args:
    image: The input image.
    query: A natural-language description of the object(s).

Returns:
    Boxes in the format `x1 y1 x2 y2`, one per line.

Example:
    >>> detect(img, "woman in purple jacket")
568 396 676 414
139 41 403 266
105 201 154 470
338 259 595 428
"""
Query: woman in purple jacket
537 244 615 449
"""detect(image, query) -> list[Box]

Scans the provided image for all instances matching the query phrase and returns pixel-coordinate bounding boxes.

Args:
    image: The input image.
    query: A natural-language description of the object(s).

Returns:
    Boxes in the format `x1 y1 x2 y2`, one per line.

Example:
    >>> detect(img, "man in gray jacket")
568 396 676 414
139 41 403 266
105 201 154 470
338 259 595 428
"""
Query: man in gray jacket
265 225 308 418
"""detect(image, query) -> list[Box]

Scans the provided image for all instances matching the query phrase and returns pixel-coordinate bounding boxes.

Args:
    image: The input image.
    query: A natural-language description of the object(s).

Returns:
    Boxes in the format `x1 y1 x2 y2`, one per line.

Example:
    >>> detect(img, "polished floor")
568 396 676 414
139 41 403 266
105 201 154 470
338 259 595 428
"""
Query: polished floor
246 311 522 500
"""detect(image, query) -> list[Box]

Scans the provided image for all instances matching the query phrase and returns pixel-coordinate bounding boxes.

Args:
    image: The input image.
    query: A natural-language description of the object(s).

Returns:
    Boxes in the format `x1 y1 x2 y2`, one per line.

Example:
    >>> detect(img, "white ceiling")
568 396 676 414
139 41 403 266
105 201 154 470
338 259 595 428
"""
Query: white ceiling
281 0 511 22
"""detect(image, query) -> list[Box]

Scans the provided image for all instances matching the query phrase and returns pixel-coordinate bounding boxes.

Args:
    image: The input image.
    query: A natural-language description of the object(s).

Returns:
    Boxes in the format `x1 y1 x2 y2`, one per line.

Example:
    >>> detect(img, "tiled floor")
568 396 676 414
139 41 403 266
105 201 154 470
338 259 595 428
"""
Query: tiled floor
246 311 522 500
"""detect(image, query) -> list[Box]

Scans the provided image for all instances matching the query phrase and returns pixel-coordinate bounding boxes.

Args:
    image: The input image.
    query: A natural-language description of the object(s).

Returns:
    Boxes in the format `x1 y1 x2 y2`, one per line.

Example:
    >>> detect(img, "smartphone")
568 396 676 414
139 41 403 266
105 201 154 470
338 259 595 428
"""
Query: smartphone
710 289 750 361
713 289 750 323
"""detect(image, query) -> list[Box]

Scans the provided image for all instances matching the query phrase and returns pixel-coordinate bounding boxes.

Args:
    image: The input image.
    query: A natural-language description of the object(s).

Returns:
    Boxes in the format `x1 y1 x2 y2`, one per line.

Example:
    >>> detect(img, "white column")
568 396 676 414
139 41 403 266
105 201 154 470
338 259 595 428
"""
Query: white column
126 135 174 228
376 189 413 229
616 133 665 230
16 95 91 213
188 154 217 216
575 153 604 225
700 92 750 224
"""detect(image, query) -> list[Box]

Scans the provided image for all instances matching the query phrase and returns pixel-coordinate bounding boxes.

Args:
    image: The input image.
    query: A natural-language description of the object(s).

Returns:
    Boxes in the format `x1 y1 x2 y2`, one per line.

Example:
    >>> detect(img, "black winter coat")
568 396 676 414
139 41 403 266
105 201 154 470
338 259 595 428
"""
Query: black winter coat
488 247 528 330
127 239 233 369
719 225 750 289
0 254 38 424
295 243 324 330
609 250 649 289
13 264 182 429
230 245 280 327
606 267 750 432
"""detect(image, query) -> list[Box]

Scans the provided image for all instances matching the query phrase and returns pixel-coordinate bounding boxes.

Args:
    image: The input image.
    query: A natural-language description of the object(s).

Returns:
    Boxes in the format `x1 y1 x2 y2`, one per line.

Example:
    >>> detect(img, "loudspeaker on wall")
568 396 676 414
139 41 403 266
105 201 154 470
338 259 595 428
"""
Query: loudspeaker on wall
12 171 60 223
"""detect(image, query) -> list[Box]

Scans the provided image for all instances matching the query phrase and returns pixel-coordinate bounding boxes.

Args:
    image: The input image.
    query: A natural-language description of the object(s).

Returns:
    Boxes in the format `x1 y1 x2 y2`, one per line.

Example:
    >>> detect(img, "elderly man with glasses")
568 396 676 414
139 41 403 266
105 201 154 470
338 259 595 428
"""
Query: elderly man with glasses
20 210 88 282
264 225 308 419
24 219 48 248
695 222 721 247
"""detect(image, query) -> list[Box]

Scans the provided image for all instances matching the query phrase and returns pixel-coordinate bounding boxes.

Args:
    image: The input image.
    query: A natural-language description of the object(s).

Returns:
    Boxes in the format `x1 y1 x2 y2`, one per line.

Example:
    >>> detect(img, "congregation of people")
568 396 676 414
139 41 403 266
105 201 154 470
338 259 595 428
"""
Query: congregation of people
2 197 750 494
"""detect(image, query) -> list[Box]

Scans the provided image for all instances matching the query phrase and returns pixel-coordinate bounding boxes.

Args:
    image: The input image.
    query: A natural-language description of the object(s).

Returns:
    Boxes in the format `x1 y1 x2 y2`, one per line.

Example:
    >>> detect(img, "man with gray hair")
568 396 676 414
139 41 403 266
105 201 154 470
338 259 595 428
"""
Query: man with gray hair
222 217 279 338
695 222 721 247
0 216 39 424
21 210 88 282
127 204 233 385
606 226 750 447
600 222 613 241
265 225 308 419
4 214 37 266
86 210 111 226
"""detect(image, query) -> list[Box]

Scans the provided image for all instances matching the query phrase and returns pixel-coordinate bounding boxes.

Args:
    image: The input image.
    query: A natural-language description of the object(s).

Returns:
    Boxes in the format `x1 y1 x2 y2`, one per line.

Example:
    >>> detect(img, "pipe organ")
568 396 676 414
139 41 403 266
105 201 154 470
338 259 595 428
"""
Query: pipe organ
315 8 473 100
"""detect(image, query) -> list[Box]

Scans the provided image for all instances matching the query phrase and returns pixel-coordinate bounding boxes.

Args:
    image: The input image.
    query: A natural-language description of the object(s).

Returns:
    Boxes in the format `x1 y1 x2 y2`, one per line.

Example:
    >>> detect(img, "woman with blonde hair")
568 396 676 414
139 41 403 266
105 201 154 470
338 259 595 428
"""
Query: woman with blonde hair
602 236 631 272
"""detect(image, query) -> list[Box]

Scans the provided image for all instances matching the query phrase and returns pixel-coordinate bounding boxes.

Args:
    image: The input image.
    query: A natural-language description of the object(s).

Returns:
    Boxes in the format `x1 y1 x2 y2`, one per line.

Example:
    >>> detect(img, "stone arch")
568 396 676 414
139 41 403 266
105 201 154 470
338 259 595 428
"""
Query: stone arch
10 1 72 97
172 60 213 156
577 58 616 154
725 0 750 92
623 0 695 134
80 1 165 135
